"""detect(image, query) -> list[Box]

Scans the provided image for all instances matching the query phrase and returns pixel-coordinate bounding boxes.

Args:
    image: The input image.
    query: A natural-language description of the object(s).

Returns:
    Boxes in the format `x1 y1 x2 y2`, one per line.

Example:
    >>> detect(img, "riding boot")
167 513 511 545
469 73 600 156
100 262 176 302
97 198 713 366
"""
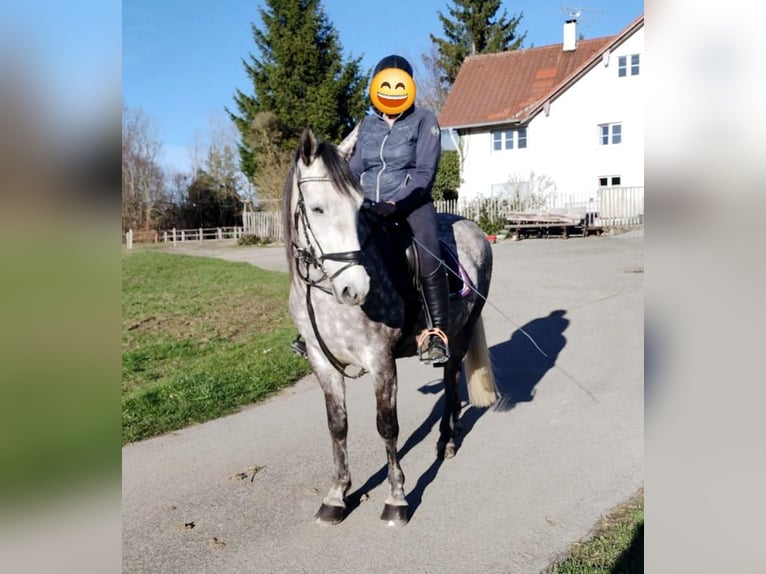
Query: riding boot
418 265 450 365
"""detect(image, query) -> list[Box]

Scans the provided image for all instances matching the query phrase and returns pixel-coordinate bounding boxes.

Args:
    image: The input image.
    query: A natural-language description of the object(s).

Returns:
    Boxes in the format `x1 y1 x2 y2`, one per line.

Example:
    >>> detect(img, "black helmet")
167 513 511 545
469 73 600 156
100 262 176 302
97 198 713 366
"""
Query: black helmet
372 55 413 78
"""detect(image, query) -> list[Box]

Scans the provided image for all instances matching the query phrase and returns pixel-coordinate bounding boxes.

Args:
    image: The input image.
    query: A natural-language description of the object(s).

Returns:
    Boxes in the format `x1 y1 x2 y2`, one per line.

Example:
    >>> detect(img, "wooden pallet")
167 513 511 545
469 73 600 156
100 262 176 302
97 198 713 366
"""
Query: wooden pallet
505 209 601 240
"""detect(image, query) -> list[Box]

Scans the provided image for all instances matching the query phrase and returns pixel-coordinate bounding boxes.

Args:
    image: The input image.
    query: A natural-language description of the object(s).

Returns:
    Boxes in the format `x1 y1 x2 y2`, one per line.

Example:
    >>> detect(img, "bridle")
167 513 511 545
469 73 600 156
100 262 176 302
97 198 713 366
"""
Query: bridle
291 173 368 379
291 175 365 295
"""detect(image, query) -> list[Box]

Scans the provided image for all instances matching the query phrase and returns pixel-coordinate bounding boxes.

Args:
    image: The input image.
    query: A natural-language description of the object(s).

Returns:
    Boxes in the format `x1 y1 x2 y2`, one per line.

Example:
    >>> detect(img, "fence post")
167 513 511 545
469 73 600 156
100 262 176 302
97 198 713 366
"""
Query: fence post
181 230 185 242
126 229 133 250
217 228 222 240
163 231 168 243
198 228 203 242
172 228 177 245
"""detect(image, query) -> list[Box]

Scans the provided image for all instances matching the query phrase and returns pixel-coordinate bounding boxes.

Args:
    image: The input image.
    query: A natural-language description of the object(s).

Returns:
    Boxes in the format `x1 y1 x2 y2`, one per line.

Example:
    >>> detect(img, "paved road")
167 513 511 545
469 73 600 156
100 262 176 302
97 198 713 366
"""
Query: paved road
123 233 643 573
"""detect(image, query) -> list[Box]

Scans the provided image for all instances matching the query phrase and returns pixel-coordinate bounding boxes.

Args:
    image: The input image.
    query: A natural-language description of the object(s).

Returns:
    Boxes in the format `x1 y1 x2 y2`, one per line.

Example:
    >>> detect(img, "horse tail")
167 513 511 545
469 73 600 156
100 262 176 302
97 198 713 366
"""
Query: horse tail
464 315 497 407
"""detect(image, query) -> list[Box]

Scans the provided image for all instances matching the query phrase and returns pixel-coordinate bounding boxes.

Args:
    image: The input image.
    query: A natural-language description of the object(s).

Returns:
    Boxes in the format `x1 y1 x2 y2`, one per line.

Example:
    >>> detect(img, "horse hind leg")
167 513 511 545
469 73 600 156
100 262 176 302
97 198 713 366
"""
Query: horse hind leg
437 315 496 458
315 372 352 525
437 358 463 459
375 371 408 525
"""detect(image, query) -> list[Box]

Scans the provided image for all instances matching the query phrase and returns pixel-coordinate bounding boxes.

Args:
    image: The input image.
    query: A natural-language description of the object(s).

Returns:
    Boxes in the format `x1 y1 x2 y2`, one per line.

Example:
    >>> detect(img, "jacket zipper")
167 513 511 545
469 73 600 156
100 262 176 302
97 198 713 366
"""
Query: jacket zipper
375 131 390 203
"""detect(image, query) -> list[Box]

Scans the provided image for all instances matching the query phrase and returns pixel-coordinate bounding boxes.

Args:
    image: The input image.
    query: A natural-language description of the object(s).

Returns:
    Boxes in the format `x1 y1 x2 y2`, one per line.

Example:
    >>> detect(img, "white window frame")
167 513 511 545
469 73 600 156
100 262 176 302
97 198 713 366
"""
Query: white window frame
598 122 622 145
491 127 528 151
598 175 622 187
618 54 641 77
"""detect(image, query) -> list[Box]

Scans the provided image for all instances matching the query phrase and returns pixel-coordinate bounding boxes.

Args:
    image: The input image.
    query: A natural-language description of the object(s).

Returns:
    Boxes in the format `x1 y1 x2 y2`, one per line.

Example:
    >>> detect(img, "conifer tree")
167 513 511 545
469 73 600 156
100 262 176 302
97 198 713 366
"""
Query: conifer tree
430 0 526 87
229 0 369 188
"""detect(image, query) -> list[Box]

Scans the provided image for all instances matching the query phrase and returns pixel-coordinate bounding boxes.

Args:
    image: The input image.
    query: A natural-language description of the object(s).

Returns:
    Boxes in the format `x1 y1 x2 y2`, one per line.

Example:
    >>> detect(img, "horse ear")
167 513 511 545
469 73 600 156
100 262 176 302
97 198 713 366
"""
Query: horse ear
300 126 317 165
337 124 359 161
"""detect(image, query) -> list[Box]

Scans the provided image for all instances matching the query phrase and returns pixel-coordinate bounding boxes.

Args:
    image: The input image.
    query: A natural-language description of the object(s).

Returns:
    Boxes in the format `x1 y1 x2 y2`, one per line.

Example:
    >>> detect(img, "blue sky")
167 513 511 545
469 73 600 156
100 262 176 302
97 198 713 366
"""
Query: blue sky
123 0 644 174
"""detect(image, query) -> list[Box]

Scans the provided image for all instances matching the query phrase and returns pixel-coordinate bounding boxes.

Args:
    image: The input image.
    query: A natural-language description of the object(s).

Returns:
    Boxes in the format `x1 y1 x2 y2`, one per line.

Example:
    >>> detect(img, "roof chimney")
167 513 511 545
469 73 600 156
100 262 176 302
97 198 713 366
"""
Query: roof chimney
563 19 577 52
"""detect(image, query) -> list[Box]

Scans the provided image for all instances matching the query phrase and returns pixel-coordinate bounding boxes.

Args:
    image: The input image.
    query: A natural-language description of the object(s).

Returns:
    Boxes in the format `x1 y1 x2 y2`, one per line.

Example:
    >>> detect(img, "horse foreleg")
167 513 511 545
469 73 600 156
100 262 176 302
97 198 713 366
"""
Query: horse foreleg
438 359 463 459
375 369 408 525
315 370 351 525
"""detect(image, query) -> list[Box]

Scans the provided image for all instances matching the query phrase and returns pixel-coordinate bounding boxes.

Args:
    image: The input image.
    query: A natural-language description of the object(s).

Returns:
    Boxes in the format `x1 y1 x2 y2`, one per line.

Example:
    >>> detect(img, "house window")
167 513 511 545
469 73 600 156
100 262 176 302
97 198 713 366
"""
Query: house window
492 131 502 151
504 129 514 149
599 176 622 187
491 128 527 151
618 54 640 77
599 123 622 145
517 127 527 149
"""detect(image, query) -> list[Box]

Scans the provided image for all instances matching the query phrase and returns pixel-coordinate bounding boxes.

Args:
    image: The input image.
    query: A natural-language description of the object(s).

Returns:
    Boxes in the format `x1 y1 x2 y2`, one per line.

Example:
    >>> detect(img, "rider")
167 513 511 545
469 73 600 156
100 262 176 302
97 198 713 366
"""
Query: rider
348 54 450 365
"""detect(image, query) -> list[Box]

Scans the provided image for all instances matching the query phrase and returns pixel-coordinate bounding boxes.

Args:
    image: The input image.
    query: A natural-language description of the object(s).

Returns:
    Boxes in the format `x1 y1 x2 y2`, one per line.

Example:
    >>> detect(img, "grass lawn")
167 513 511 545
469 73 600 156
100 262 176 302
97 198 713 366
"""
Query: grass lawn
545 488 644 573
122 249 310 444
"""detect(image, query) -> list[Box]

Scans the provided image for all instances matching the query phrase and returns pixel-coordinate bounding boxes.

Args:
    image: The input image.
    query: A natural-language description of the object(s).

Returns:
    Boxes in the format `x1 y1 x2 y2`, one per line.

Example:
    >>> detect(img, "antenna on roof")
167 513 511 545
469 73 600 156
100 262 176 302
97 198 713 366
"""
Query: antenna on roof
560 6 604 37
562 7 581 19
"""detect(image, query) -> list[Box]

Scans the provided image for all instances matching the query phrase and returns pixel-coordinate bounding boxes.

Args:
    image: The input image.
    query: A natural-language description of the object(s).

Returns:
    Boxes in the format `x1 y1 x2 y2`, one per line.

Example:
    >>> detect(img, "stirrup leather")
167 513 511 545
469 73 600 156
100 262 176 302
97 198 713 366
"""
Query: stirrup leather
416 328 450 364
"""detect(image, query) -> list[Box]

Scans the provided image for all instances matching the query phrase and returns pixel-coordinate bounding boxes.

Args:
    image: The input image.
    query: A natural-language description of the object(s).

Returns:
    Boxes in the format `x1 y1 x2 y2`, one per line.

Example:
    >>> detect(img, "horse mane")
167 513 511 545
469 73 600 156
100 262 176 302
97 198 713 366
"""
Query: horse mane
282 139 361 270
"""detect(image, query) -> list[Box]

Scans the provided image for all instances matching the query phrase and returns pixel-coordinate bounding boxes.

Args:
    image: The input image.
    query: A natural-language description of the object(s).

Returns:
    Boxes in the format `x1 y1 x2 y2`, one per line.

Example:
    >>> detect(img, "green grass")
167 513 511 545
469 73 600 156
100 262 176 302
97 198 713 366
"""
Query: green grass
545 489 644 574
122 250 310 443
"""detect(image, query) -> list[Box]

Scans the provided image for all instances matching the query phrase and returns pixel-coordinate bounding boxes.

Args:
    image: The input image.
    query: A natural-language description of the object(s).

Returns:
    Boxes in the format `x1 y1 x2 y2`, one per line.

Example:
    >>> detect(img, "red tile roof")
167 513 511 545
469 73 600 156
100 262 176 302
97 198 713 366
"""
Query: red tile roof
438 15 644 129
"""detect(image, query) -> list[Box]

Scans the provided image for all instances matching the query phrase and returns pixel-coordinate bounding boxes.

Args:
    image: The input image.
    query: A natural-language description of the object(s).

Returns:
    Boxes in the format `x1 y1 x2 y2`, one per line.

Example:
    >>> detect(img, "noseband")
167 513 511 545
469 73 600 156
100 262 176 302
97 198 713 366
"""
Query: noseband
292 175 365 293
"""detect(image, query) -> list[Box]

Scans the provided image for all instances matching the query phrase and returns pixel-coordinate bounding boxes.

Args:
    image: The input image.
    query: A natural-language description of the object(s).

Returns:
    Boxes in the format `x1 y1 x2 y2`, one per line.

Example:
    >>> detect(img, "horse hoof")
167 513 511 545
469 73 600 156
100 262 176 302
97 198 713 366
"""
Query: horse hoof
315 503 345 525
437 441 456 460
380 503 408 525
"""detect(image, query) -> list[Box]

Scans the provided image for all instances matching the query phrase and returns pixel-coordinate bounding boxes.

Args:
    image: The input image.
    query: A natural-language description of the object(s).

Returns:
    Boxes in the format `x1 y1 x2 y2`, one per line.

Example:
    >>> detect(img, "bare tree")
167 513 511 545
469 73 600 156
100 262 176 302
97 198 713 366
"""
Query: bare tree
243 111 292 208
505 170 557 210
417 43 450 113
122 106 165 230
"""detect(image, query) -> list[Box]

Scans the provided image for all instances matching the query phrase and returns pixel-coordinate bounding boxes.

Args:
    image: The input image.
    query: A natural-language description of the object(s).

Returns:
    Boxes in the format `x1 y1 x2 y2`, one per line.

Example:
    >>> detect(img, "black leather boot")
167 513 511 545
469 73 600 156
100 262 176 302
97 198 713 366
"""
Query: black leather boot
418 265 450 365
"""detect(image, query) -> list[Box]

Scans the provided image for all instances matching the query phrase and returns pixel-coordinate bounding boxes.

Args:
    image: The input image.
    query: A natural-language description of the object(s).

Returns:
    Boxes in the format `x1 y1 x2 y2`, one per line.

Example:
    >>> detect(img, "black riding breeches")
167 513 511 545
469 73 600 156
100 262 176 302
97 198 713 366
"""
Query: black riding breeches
405 202 441 277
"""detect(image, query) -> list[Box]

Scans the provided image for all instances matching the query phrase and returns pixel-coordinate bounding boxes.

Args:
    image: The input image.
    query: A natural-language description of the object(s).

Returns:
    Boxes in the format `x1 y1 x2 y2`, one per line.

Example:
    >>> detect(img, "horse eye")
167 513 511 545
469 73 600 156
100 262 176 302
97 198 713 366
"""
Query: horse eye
311 206 324 215
381 81 391 89
395 82 405 90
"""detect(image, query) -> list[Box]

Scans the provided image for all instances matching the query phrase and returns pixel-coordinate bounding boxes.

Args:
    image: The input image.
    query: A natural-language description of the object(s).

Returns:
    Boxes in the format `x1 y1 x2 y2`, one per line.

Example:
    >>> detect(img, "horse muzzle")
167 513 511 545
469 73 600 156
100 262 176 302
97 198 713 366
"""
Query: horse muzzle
321 251 370 306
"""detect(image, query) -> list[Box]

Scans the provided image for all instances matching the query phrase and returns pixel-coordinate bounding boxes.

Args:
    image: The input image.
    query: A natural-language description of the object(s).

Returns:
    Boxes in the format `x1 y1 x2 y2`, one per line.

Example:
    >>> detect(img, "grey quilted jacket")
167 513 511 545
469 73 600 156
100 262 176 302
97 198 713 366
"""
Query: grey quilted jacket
348 107 441 204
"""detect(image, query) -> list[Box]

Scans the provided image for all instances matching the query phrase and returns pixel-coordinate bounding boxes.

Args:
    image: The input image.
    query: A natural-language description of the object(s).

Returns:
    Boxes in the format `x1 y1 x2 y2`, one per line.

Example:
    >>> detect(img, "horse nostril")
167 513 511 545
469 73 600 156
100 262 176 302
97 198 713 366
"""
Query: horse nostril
342 285 354 301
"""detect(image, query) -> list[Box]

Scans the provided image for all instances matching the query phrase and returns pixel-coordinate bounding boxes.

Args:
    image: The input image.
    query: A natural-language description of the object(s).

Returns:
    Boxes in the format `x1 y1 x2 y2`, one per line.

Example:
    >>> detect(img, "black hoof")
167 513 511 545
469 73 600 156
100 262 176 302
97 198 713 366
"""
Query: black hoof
380 503 409 525
315 503 345 525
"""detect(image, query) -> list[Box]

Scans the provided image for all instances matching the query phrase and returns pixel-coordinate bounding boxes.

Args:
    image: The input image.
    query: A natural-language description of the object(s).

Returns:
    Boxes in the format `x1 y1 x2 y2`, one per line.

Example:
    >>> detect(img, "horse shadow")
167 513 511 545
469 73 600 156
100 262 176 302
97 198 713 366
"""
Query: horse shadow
492 308 570 411
346 309 570 520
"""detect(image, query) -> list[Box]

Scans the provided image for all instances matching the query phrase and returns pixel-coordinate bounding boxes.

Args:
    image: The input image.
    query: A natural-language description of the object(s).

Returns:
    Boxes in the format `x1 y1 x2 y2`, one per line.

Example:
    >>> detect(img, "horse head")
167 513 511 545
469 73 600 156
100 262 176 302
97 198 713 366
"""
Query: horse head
285 126 370 306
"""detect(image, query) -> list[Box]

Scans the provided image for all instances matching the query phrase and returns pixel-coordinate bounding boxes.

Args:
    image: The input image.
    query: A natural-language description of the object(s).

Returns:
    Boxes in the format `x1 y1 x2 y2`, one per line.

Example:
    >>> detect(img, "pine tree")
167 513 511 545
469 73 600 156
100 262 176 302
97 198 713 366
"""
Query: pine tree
430 0 526 87
229 0 369 187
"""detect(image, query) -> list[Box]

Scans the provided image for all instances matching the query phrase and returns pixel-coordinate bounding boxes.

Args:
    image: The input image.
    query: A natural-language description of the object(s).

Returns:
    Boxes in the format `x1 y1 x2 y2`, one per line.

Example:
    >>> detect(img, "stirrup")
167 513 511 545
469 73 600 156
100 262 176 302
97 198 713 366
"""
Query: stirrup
416 328 450 365
291 335 307 359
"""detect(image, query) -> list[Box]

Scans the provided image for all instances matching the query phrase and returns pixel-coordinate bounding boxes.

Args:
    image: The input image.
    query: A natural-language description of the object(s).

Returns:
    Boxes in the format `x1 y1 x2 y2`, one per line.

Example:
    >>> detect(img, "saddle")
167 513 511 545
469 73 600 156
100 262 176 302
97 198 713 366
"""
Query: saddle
363 211 471 302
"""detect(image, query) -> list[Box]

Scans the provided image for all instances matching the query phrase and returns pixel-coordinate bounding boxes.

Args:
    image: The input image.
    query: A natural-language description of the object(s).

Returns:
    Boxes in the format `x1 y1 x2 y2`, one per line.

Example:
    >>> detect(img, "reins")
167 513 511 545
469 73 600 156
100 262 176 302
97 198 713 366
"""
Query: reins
410 235 550 359
305 285 367 379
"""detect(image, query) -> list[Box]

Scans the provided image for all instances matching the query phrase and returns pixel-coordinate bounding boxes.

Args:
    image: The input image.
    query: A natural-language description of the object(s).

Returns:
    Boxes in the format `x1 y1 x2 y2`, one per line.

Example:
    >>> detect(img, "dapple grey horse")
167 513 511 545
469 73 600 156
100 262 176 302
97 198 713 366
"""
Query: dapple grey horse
283 126 496 525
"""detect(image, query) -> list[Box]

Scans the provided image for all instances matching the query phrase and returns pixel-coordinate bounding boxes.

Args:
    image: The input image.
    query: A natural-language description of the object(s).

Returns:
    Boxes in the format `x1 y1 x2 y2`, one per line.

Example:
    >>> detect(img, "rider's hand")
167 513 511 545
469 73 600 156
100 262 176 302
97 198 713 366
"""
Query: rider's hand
370 201 397 218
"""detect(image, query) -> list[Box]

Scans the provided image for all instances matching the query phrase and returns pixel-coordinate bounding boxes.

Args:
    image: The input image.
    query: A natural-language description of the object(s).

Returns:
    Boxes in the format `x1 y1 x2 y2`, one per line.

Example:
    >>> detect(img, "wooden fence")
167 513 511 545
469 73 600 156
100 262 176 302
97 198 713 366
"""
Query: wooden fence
123 187 643 248
123 226 247 248
242 211 284 243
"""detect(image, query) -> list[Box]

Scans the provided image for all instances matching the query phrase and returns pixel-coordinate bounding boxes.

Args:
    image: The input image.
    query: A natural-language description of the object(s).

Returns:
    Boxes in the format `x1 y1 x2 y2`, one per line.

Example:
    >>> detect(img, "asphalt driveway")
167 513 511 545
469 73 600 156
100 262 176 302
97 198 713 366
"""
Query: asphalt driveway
123 232 643 573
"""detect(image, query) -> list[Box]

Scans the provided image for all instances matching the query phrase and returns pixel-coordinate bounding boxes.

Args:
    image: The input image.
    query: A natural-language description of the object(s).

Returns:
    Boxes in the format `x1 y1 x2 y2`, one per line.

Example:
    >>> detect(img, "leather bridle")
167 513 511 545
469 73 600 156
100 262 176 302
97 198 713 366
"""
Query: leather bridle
291 174 368 379
291 175 365 294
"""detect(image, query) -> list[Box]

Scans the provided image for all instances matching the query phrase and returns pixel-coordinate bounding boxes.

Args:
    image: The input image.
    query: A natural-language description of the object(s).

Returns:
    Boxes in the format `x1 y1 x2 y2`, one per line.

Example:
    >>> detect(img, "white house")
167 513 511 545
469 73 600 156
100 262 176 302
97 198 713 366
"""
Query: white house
438 15 644 211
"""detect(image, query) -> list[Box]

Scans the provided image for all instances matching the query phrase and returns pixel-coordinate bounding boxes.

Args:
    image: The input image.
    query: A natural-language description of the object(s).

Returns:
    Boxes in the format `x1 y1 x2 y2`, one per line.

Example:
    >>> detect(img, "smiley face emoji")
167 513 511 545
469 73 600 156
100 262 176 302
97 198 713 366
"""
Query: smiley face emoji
369 67 416 115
